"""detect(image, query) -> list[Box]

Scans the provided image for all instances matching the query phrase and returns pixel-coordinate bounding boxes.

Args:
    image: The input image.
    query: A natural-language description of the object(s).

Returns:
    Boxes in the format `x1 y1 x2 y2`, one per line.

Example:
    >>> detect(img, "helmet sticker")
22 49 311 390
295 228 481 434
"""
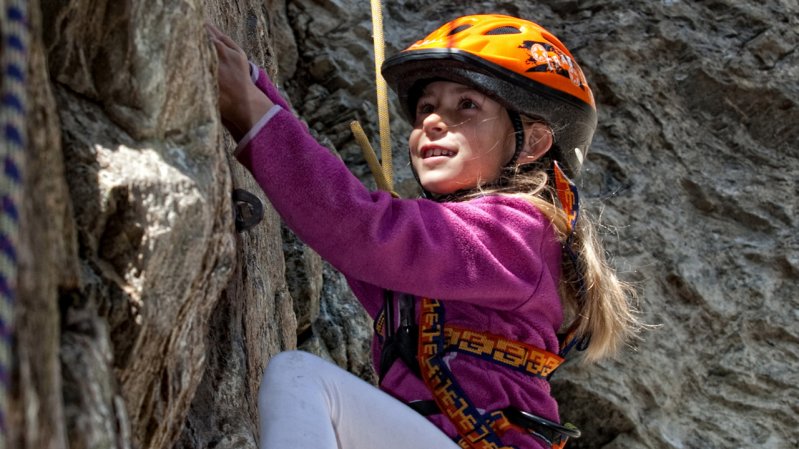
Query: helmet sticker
519 41 587 90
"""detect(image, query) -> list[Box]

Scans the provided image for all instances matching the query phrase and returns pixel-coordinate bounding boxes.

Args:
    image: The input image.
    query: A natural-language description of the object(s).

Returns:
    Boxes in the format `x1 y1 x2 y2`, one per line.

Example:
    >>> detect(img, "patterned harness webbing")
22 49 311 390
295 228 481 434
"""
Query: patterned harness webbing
417 298 514 449
375 310 564 380
444 324 562 379
416 298 570 449
377 296 573 448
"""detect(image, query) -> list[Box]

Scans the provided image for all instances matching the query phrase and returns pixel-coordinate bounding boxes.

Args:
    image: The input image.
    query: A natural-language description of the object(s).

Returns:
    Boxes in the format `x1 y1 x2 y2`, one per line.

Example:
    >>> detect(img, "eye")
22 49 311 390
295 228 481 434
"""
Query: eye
458 97 478 110
416 102 434 115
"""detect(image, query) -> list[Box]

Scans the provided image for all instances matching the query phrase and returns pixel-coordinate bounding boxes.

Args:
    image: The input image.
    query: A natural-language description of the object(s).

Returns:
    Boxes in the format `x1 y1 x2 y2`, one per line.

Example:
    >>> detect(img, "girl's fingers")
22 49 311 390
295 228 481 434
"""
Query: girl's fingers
205 22 225 43
205 21 221 34
218 31 242 52
205 21 229 44
205 22 245 55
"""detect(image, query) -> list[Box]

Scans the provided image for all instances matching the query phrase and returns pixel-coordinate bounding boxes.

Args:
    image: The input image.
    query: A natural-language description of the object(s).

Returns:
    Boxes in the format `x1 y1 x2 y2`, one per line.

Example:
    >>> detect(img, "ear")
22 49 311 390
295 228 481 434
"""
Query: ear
516 122 553 166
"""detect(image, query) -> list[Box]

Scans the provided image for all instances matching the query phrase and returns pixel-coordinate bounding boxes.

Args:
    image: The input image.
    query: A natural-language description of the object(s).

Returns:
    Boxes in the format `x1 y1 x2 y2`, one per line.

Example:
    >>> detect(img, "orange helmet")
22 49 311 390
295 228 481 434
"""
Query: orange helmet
382 14 597 177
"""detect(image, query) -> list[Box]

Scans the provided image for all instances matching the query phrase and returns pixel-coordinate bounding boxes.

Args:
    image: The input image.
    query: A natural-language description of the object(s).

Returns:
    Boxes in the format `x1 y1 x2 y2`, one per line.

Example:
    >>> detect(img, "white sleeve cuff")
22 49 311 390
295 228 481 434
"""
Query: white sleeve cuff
249 61 260 84
234 104 283 156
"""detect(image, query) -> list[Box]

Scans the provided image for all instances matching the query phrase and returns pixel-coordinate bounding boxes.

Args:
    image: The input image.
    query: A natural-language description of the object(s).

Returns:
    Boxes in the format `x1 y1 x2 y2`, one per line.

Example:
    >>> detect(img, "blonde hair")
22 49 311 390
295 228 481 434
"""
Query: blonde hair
460 161 642 363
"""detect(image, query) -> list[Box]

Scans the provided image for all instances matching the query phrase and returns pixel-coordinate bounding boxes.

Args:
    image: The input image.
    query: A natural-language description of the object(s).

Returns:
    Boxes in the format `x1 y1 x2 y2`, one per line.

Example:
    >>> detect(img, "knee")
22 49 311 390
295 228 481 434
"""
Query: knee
263 350 326 381
259 351 332 408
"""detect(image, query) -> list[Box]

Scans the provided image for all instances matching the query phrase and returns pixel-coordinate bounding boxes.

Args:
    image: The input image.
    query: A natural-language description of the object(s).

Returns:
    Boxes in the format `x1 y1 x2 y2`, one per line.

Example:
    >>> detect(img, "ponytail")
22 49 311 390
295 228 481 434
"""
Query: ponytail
554 206 641 362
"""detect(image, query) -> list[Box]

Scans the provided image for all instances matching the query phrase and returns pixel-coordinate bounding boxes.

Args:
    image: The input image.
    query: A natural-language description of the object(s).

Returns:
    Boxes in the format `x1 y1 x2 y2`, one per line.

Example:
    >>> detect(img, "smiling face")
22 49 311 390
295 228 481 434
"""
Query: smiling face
408 81 517 195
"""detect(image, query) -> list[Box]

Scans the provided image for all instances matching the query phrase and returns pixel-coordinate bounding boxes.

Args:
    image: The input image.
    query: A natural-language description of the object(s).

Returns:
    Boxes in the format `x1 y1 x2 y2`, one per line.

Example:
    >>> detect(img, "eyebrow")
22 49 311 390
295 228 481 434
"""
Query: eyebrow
419 85 483 98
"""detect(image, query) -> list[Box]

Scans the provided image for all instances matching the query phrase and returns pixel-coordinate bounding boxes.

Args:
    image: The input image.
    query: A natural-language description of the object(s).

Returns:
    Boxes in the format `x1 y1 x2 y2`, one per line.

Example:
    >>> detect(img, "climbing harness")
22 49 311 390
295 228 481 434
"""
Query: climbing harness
0 2 29 447
417 299 509 449
378 292 420 377
440 324 563 379
377 296 580 449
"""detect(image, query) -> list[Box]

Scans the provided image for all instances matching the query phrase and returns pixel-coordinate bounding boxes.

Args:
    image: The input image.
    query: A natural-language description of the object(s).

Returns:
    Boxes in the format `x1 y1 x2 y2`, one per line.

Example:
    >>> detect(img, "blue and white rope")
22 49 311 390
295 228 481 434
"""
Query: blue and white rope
0 1 28 445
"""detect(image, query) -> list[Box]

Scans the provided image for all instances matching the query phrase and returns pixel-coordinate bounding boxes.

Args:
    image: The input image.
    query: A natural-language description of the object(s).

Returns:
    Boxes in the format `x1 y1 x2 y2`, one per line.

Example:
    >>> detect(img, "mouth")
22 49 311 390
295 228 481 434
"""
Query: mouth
420 145 457 159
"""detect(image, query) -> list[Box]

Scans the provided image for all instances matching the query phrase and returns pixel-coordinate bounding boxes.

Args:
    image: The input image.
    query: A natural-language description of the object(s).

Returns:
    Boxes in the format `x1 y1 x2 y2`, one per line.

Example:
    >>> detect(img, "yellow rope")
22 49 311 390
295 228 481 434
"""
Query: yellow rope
369 0 393 190
350 0 396 195
350 121 392 192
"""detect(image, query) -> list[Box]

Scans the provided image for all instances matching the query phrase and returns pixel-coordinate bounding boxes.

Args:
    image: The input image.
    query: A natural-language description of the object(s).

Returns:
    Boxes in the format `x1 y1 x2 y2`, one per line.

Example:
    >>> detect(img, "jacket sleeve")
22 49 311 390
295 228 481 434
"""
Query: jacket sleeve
236 78 560 314
249 63 292 111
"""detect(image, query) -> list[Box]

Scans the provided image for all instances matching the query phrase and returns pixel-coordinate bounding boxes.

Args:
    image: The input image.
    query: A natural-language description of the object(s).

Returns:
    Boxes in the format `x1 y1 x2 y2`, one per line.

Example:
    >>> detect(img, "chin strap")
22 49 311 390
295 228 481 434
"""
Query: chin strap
490 110 526 190
506 110 526 168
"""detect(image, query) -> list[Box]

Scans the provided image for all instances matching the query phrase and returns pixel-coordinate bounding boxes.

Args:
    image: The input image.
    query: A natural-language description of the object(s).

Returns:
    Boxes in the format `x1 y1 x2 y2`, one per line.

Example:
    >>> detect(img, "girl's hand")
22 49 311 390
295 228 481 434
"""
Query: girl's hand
206 22 274 141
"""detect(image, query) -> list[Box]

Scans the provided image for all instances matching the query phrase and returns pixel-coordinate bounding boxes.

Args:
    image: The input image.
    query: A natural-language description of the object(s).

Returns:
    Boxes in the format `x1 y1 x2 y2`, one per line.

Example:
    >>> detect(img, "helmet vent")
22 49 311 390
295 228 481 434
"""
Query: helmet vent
447 24 472 35
485 26 521 35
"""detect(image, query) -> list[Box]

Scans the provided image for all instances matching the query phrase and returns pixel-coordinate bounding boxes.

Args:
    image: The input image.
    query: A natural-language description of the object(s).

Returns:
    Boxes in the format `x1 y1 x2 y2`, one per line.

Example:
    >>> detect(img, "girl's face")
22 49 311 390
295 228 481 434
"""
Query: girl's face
408 81 516 195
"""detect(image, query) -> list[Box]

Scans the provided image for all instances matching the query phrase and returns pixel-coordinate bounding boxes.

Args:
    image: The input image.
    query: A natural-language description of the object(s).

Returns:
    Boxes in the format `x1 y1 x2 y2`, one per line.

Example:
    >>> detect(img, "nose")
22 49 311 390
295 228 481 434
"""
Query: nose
422 112 447 135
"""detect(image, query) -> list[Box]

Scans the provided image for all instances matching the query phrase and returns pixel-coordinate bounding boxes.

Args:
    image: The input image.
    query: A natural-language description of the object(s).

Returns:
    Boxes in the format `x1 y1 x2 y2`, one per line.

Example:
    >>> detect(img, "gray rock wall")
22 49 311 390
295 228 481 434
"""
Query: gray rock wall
11 1 371 449
8 1 798 449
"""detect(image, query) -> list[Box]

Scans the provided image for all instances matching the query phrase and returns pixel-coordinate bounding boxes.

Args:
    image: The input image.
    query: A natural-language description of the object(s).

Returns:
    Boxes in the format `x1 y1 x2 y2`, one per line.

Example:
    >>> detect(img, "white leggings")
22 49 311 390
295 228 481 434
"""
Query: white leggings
258 350 460 449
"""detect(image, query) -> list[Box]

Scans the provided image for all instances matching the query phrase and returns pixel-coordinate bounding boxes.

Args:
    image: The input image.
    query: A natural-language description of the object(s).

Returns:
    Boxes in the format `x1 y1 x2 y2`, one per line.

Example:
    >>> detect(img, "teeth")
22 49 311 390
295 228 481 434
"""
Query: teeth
424 148 454 158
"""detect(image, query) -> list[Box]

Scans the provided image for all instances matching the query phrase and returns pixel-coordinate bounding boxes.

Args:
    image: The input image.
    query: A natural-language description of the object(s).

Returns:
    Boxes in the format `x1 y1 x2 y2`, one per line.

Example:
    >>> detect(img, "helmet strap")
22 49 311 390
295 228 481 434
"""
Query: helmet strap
493 110 526 188
506 110 526 168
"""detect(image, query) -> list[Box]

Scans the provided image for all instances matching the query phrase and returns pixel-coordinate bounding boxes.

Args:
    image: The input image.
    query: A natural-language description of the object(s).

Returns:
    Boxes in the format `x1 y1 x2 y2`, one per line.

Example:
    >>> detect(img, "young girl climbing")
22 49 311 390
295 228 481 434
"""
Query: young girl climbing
208 14 640 449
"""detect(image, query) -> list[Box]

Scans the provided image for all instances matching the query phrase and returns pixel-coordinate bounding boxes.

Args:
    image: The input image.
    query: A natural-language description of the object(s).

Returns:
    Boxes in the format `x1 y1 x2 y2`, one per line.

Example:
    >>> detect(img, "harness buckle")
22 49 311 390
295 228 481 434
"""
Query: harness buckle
500 406 581 445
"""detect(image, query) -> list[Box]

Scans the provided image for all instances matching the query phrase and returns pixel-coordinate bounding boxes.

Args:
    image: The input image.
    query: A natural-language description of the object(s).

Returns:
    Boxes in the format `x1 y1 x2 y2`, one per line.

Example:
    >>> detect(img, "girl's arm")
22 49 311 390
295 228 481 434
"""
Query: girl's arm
236 94 560 312
206 24 559 314
207 23 274 141
249 63 291 111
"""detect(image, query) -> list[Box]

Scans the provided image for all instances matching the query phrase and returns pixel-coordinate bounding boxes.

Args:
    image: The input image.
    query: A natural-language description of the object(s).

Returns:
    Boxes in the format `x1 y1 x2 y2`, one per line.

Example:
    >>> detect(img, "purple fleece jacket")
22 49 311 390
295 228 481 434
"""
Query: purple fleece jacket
236 66 564 449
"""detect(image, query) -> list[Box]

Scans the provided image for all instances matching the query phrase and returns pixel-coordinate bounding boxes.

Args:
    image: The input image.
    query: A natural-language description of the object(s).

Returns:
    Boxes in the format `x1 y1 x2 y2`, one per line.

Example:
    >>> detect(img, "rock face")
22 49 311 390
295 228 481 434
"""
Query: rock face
8 1 798 449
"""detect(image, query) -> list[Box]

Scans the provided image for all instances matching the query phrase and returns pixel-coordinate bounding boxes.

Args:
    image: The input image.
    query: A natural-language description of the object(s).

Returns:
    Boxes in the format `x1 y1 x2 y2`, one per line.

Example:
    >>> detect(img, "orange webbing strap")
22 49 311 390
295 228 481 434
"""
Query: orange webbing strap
552 161 579 234
558 317 583 355
444 325 563 379
418 298 516 449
